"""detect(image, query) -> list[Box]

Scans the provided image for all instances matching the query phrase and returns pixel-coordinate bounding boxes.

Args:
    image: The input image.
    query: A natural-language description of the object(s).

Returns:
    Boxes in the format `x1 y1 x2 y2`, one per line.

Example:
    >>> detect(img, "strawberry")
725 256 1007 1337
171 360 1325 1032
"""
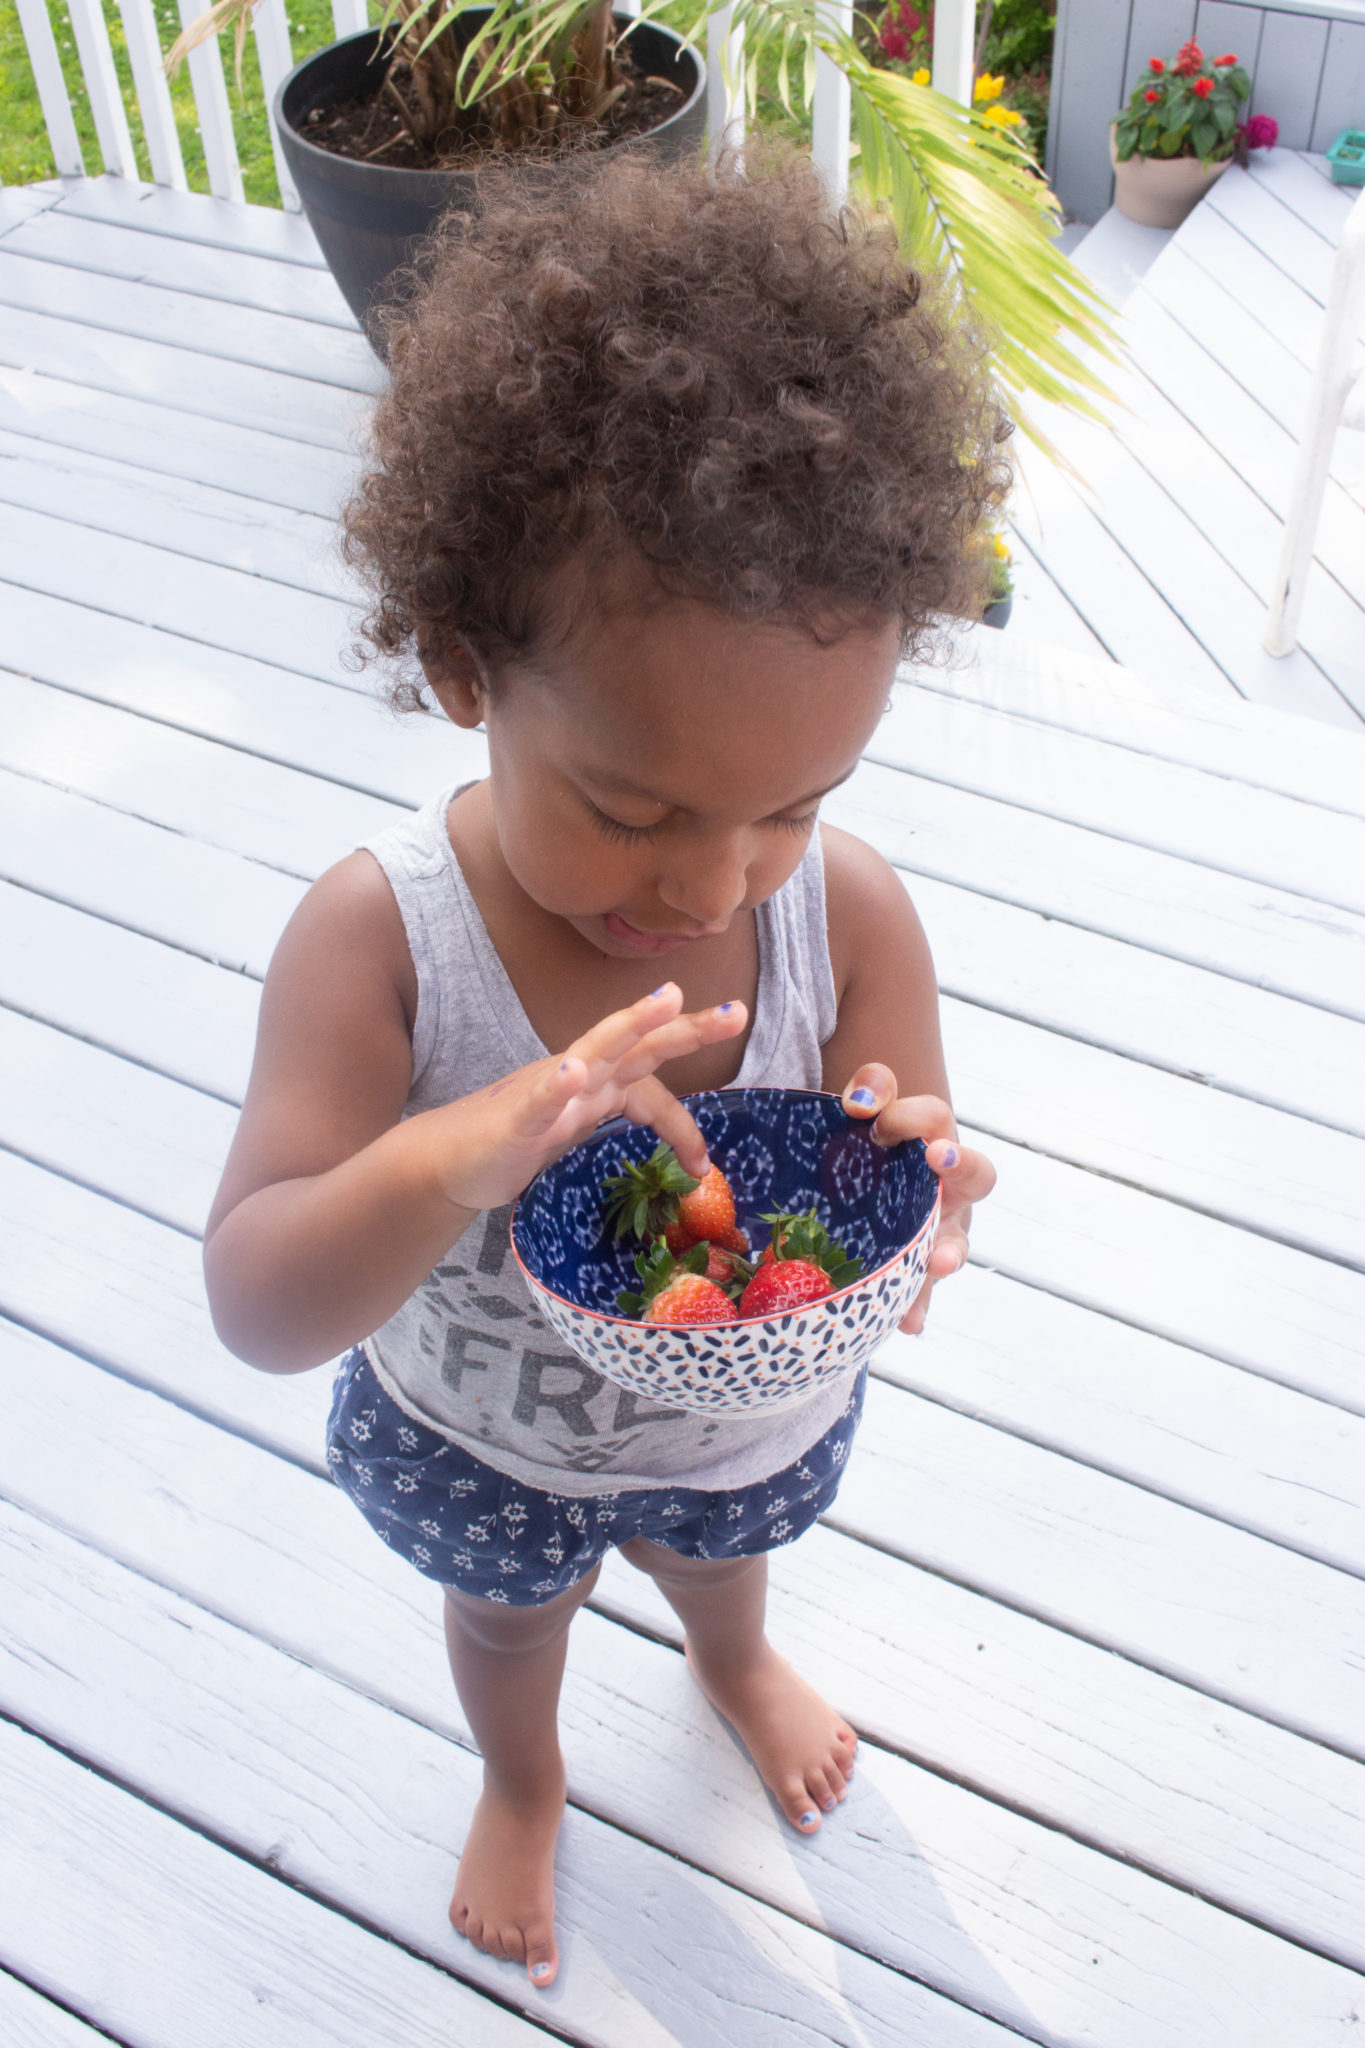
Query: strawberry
739 1259 835 1316
740 1207 864 1318
604 1143 739 1253
617 1241 738 1325
702 1239 753 1287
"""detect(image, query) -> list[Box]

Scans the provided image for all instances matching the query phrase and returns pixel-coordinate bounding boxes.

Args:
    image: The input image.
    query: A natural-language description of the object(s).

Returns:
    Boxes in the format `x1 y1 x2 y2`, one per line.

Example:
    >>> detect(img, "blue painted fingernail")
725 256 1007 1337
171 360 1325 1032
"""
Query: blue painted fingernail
941 1145 959 1168
530 1962 552 1981
799 1809 819 1828
719 1001 736 1013
849 1087 876 1107
650 984 667 997
560 1060 570 1072
823 1797 837 1810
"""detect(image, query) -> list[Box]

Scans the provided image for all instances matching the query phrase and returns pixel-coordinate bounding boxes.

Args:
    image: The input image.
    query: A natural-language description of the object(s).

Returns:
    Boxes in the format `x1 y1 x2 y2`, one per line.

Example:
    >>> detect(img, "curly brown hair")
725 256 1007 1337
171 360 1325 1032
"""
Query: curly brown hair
343 144 1011 706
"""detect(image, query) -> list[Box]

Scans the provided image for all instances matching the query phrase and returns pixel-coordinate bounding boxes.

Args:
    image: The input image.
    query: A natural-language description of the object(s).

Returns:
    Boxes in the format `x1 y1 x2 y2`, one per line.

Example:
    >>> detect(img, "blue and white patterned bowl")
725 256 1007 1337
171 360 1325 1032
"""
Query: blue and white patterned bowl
511 1087 940 1415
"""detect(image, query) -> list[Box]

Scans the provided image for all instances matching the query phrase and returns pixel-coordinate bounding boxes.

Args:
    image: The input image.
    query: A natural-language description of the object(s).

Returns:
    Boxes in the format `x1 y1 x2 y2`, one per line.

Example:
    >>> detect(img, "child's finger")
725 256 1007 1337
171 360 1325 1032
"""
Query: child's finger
928 1141 995 1204
611 1001 748 1087
841 1064 899 1119
621 1074 713 1178
564 983 686 1077
866 1091 958 1151
503 1054 590 1144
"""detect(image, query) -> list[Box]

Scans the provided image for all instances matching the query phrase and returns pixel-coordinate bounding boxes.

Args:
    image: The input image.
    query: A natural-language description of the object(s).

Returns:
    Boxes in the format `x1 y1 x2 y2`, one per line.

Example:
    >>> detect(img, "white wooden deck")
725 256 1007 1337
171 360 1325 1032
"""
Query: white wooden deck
1 169 1365 2048
1005 149 1365 732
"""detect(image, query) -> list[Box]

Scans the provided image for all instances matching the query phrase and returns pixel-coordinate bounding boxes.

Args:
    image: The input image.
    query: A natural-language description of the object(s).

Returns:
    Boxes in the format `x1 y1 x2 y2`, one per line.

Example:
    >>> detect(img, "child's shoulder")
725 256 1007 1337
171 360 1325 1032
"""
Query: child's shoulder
272 851 419 1032
819 821 931 1003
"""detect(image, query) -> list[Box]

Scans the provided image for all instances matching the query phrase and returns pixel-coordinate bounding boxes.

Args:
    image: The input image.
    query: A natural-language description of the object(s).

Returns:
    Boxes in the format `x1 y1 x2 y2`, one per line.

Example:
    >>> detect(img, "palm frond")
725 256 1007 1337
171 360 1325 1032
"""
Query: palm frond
699 0 1121 456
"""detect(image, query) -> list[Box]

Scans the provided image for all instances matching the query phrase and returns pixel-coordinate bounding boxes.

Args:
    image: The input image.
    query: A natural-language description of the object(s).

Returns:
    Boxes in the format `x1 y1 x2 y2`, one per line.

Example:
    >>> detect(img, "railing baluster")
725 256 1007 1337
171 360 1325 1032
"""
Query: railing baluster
811 0 851 201
117 0 188 189
931 0 973 105
13 0 86 176
175 0 245 201
251 0 300 209
65 0 140 176
707 5 744 166
330 0 369 36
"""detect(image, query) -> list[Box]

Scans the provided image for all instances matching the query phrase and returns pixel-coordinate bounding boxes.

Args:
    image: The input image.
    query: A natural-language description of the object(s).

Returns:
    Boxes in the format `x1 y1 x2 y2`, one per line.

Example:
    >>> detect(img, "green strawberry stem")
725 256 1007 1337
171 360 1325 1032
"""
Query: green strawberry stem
602 1141 700 1243
759 1207 864 1288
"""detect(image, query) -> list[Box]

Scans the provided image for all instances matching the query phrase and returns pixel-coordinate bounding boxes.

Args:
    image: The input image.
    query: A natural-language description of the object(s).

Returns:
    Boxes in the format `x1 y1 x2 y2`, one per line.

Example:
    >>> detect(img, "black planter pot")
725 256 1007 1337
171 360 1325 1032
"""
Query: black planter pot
981 596 1013 630
274 17 707 342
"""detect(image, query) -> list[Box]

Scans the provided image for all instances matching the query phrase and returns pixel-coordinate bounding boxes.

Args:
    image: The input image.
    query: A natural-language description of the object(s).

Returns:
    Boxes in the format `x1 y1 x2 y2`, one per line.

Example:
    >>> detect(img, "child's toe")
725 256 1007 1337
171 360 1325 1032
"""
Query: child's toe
526 1928 558 1988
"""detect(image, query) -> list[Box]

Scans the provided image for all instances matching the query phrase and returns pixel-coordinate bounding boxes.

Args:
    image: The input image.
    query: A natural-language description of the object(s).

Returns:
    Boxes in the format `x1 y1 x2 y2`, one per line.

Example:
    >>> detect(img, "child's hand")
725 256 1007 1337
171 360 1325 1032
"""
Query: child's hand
839 1065 995 1334
422 983 747 1215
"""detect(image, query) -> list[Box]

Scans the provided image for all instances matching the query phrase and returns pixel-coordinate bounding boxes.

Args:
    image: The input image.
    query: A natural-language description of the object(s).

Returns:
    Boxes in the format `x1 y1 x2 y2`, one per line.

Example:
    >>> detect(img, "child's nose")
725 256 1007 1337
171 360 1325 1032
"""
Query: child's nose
657 839 750 927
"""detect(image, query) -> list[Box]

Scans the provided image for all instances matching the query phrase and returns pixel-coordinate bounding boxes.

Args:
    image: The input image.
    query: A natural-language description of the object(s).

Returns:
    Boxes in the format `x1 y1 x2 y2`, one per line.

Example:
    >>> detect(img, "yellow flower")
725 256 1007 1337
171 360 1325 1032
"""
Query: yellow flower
973 71 1004 101
912 66 930 86
982 103 1023 127
993 533 1010 558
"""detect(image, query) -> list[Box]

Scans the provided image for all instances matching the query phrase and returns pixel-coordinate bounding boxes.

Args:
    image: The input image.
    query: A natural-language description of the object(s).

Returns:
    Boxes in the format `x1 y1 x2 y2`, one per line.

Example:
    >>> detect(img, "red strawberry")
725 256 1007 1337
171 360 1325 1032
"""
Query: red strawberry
739 1259 834 1317
617 1240 738 1324
702 1239 753 1287
663 1163 739 1253
646 1272 736 1324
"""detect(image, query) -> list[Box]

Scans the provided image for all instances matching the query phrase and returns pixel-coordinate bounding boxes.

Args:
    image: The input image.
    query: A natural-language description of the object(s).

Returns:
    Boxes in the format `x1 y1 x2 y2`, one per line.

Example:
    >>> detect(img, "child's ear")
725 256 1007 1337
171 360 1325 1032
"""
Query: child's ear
421 637 489 728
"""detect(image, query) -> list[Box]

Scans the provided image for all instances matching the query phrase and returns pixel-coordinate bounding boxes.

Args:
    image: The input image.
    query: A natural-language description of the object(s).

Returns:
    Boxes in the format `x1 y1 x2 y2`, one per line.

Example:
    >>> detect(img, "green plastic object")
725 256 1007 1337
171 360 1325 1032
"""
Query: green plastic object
1326 129 1365 185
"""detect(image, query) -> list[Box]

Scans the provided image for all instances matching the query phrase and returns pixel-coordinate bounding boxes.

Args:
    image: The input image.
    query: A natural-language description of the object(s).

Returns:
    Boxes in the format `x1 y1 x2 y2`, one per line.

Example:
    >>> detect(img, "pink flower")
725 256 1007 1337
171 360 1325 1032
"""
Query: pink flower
880 23 909 60
1172 38 1204 76
1192 76 1214 98
1243 113 1279 149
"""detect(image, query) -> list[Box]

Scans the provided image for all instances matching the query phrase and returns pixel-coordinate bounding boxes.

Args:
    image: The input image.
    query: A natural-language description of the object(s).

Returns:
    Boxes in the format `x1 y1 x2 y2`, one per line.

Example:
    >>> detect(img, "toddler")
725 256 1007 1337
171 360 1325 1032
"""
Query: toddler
204 147 1001 1993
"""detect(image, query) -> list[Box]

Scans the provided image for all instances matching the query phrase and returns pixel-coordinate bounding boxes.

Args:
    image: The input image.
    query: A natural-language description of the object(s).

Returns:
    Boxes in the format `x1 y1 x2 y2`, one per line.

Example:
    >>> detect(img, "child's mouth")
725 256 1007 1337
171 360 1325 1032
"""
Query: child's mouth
602 912 697 955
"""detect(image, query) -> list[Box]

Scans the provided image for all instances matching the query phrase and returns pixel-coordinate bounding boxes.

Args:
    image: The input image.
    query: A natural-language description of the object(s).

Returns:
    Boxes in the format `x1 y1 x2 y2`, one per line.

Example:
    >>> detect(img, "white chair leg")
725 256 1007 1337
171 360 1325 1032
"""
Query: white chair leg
1264 187 1365 656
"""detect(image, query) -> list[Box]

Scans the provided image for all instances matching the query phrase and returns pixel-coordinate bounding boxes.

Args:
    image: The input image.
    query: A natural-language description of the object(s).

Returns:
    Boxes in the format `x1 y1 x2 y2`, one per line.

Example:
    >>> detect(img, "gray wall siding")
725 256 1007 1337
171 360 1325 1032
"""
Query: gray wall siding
1255 12 1330 149
1050 0 1361 222
1310 19 1365 146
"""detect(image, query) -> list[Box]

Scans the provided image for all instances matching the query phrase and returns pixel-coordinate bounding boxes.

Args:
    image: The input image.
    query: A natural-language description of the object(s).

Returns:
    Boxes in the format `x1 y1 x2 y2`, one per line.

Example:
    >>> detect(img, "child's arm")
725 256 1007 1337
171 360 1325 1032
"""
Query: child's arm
203 853 745 1375
818 827 996 1333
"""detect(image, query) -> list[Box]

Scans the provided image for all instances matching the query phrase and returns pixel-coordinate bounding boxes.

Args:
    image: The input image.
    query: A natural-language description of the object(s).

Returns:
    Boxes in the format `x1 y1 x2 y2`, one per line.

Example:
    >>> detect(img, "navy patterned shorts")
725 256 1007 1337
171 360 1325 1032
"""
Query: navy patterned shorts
327 1349 866 1606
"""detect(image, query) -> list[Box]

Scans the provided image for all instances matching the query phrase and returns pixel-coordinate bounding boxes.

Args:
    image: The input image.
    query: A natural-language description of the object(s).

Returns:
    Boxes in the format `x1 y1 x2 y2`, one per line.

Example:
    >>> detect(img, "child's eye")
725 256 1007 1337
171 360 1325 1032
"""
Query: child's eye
773 808 820 835
585 801 658 847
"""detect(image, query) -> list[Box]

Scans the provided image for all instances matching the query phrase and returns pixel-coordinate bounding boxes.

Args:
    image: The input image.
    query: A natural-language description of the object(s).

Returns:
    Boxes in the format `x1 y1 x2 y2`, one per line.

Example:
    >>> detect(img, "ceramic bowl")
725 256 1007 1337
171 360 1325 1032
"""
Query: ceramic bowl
510 1087 940 1415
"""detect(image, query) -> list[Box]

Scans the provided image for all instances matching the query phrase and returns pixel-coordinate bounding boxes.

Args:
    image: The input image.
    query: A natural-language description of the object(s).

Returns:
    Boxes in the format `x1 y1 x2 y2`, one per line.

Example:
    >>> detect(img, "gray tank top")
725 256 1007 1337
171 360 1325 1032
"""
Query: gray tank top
360 783 850 1496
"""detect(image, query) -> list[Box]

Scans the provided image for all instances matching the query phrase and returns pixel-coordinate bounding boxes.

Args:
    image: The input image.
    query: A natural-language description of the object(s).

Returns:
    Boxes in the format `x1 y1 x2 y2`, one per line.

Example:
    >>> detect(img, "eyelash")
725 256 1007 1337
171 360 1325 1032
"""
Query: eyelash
585 801 819 846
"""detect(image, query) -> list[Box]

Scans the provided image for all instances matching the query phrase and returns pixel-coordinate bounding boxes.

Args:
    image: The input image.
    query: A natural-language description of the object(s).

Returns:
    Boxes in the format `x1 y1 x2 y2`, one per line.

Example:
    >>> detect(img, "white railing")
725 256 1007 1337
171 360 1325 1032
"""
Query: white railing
7 0 975 215
5 0 369 210
1263 185 1365 656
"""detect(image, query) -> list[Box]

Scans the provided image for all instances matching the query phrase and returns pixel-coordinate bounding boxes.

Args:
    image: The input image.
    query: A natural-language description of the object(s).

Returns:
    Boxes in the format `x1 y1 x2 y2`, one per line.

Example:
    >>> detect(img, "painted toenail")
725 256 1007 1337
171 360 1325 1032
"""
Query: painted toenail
823 1797 837 1810
799 1810 819 1828
531 1963 552 1981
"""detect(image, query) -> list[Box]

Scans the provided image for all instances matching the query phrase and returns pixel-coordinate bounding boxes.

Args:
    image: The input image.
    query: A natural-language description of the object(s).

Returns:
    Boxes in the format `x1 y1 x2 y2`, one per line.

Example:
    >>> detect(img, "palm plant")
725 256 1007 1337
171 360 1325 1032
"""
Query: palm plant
169 0 1117 446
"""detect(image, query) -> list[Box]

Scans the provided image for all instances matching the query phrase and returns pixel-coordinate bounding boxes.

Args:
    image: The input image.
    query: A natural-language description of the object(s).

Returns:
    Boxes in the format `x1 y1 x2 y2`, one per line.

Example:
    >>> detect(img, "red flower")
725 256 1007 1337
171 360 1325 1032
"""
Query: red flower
1192 76 1214 98
1172 38 1204 76
1214 53 1237 65
1144 88 1159 102
880 22 909 58
1243 113 1279 149
1148 56 1164 72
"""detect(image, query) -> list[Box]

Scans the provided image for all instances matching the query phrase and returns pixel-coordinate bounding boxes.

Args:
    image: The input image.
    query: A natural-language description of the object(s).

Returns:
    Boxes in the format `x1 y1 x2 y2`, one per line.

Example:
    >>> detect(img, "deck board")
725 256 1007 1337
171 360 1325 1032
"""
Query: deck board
1 172 1362 2045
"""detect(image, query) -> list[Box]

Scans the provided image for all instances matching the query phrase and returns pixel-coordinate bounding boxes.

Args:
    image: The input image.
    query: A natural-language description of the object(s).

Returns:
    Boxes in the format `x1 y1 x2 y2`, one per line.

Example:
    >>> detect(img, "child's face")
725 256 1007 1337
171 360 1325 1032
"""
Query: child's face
434 593 900 959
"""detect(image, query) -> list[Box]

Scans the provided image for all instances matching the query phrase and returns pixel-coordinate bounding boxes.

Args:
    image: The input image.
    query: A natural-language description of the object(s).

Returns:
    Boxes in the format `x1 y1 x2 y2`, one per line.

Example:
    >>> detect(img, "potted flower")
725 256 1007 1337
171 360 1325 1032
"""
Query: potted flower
1110 40 1276 229
981 527 1013 627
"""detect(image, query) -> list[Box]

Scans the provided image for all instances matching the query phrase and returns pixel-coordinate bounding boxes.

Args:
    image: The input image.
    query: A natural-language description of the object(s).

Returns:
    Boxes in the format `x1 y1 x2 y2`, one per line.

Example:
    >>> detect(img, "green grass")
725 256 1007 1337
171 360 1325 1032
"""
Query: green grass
0 0 360 203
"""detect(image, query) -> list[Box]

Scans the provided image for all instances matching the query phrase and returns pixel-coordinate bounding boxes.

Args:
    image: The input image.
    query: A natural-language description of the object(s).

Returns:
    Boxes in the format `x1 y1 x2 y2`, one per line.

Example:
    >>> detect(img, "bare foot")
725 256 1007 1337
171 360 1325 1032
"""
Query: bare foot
449 1761 565 1988
684 1641 858 1833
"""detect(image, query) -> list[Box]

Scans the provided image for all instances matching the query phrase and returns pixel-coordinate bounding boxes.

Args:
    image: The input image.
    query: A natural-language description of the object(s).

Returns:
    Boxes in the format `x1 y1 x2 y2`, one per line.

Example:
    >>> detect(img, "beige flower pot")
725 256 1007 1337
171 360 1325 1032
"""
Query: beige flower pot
1108 130 1231 228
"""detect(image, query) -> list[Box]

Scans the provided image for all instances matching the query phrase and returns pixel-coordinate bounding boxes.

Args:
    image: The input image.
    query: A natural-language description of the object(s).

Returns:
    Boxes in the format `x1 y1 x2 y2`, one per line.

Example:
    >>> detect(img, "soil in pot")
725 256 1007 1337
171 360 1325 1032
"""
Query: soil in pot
302 38 691 173
276 18 705 342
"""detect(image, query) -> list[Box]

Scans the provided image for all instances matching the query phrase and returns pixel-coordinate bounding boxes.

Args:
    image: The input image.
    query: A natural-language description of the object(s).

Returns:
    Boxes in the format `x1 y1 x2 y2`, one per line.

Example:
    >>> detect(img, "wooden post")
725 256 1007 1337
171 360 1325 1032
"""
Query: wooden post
175 0 245 202
65 0 140 177
117 0 188 189
707 5 744 167
251 0 299 210
330 0 369 36
932 0 974 105
811 0 852 203
13 0 86 177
